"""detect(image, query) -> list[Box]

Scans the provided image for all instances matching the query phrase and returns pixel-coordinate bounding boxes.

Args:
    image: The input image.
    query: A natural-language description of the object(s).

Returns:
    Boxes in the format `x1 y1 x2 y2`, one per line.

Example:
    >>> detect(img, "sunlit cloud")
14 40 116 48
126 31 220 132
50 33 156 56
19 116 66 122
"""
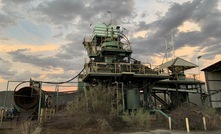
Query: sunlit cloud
178 21 201 32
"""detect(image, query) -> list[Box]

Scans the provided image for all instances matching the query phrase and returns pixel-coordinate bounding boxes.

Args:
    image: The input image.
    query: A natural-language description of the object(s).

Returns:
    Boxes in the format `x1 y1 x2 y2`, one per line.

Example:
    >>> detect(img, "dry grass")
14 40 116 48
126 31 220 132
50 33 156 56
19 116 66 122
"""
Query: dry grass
169 103 221 130
121 108 151 130
42 84 152 133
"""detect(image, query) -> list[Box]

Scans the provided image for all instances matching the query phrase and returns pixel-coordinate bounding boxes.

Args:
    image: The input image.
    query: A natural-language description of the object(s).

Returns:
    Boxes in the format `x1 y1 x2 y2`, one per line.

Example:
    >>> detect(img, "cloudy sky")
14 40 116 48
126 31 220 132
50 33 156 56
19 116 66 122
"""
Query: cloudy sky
0 0 221 91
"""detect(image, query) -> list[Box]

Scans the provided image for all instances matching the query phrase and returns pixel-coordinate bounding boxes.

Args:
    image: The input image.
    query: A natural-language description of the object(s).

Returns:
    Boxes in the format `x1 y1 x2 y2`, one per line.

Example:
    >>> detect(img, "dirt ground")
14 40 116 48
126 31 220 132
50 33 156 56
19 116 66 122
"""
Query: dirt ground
1 104 221 134
1 122 221 134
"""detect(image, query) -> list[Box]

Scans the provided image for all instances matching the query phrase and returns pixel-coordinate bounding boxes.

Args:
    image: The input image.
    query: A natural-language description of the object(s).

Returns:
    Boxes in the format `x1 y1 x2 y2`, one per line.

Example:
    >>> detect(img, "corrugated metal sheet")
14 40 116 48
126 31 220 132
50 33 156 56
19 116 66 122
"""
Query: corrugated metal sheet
202 60 221 72
159 57 198 71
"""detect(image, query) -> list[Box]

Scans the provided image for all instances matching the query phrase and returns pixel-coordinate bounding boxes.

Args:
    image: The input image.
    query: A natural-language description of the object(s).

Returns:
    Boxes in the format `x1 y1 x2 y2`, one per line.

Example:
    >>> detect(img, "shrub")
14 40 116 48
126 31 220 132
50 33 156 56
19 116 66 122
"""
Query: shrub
202 106 221 130
65 84 123 131
169 103 221 130
122 108 151 130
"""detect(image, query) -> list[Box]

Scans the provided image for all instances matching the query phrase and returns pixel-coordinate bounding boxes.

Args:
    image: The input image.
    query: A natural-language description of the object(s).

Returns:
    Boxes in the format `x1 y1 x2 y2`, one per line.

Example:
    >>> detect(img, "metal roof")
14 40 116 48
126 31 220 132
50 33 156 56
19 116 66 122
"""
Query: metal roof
202 60 221 72
159 57 198 71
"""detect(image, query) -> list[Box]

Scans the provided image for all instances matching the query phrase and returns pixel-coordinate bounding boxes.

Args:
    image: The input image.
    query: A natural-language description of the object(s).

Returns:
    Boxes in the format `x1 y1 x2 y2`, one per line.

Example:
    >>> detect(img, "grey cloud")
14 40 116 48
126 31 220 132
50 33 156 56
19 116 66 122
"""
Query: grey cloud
0 37 9 41
53 31 64 38
0 13 16 28
133 0 220 60
175 31 206 48
0 58 39 82
8 48 84 71
46 70 78 81
0 58 16 78
140 11 147 18
191 0 219 22
148 0 201 37
36 0 85 25
56 42 85 60
11 71 41 81
35 0 135 26
0 0 35 29
1 0 221 82
56 32 86 60
2 0 31 4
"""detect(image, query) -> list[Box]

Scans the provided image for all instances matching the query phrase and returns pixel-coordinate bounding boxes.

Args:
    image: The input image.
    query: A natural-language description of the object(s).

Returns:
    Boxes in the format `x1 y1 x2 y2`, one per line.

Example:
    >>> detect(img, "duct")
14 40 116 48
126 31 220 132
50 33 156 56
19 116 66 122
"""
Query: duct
14 86 43 112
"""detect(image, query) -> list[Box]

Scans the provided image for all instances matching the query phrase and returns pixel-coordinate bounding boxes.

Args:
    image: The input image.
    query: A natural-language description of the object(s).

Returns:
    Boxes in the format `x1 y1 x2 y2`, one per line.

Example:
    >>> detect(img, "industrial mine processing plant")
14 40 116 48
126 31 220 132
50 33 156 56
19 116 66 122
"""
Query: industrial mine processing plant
1 22 206 127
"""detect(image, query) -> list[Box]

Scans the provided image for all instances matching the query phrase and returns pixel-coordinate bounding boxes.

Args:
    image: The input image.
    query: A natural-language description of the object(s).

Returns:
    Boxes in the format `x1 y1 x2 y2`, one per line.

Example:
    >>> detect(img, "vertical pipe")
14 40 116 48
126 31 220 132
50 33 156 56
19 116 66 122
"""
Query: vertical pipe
186 118 190 133
203 117 207 130
38 82 42 122
121 83 125 111
168 117 171 130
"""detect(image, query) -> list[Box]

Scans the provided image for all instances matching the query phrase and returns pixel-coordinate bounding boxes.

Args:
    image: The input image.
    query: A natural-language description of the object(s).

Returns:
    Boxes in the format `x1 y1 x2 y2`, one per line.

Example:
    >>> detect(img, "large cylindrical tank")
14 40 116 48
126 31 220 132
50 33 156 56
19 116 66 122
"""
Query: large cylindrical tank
126 88 140 110
14 86 43 112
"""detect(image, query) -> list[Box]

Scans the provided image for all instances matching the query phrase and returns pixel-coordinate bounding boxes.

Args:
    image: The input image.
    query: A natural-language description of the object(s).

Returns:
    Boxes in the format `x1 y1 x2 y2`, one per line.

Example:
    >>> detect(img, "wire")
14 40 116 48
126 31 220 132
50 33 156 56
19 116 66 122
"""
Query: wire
13 67 85 91
41 67 85 84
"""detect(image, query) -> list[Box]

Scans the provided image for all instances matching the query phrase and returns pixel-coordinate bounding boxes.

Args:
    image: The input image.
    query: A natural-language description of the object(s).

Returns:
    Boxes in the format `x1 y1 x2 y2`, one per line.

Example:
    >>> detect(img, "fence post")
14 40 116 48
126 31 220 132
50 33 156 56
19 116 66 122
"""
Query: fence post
185 118 190 133
40 108 44 123
45 108 48 120
168 117 171 130
0 109 4 126
203 117 207 130
49 109 53 119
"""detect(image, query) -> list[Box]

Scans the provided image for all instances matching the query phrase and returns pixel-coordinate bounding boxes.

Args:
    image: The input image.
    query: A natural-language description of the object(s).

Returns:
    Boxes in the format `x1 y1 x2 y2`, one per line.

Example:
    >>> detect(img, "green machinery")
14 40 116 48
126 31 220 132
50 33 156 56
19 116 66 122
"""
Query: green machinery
81 23 169 110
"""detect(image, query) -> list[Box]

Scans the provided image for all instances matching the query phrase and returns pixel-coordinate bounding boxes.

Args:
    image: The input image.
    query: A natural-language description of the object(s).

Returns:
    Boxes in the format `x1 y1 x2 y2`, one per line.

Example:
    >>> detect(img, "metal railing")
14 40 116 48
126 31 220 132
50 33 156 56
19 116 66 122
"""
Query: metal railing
84 62 157 77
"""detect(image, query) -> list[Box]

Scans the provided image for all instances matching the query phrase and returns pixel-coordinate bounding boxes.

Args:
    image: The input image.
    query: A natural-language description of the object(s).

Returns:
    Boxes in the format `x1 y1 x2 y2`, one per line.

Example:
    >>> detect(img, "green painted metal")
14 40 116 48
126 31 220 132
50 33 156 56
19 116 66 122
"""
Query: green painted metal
37 82 42 121
78 81 85 91
126 88 140 110
152 109 169 119
121 83 125 111
82 22 170 111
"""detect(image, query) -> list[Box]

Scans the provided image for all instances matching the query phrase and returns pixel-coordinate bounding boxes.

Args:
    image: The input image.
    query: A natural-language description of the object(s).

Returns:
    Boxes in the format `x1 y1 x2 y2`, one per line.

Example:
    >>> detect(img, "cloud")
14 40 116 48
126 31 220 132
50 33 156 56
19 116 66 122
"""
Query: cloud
0 13 16 28
2 0 30 4
0 37 9 41
132 0 220 60
0 57 41 81
35 0 135 26
0 58 16 78
8 48 84 71
0 0 221 86
12 70 41 81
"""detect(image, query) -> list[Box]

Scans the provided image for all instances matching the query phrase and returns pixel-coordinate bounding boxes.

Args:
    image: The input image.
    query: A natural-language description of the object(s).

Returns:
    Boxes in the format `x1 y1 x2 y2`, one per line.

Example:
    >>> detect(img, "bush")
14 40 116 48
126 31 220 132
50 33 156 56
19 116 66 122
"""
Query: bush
65 84 123 132
122 108 151 130
202 106 221 130
169 103 221 130
46 85 150 133
13 121 40 134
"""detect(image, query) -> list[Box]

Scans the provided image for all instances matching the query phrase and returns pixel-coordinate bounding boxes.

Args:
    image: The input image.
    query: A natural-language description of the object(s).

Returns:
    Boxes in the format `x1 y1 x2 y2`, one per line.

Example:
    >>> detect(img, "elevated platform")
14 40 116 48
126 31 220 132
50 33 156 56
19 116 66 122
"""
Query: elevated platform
82 72 169 83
